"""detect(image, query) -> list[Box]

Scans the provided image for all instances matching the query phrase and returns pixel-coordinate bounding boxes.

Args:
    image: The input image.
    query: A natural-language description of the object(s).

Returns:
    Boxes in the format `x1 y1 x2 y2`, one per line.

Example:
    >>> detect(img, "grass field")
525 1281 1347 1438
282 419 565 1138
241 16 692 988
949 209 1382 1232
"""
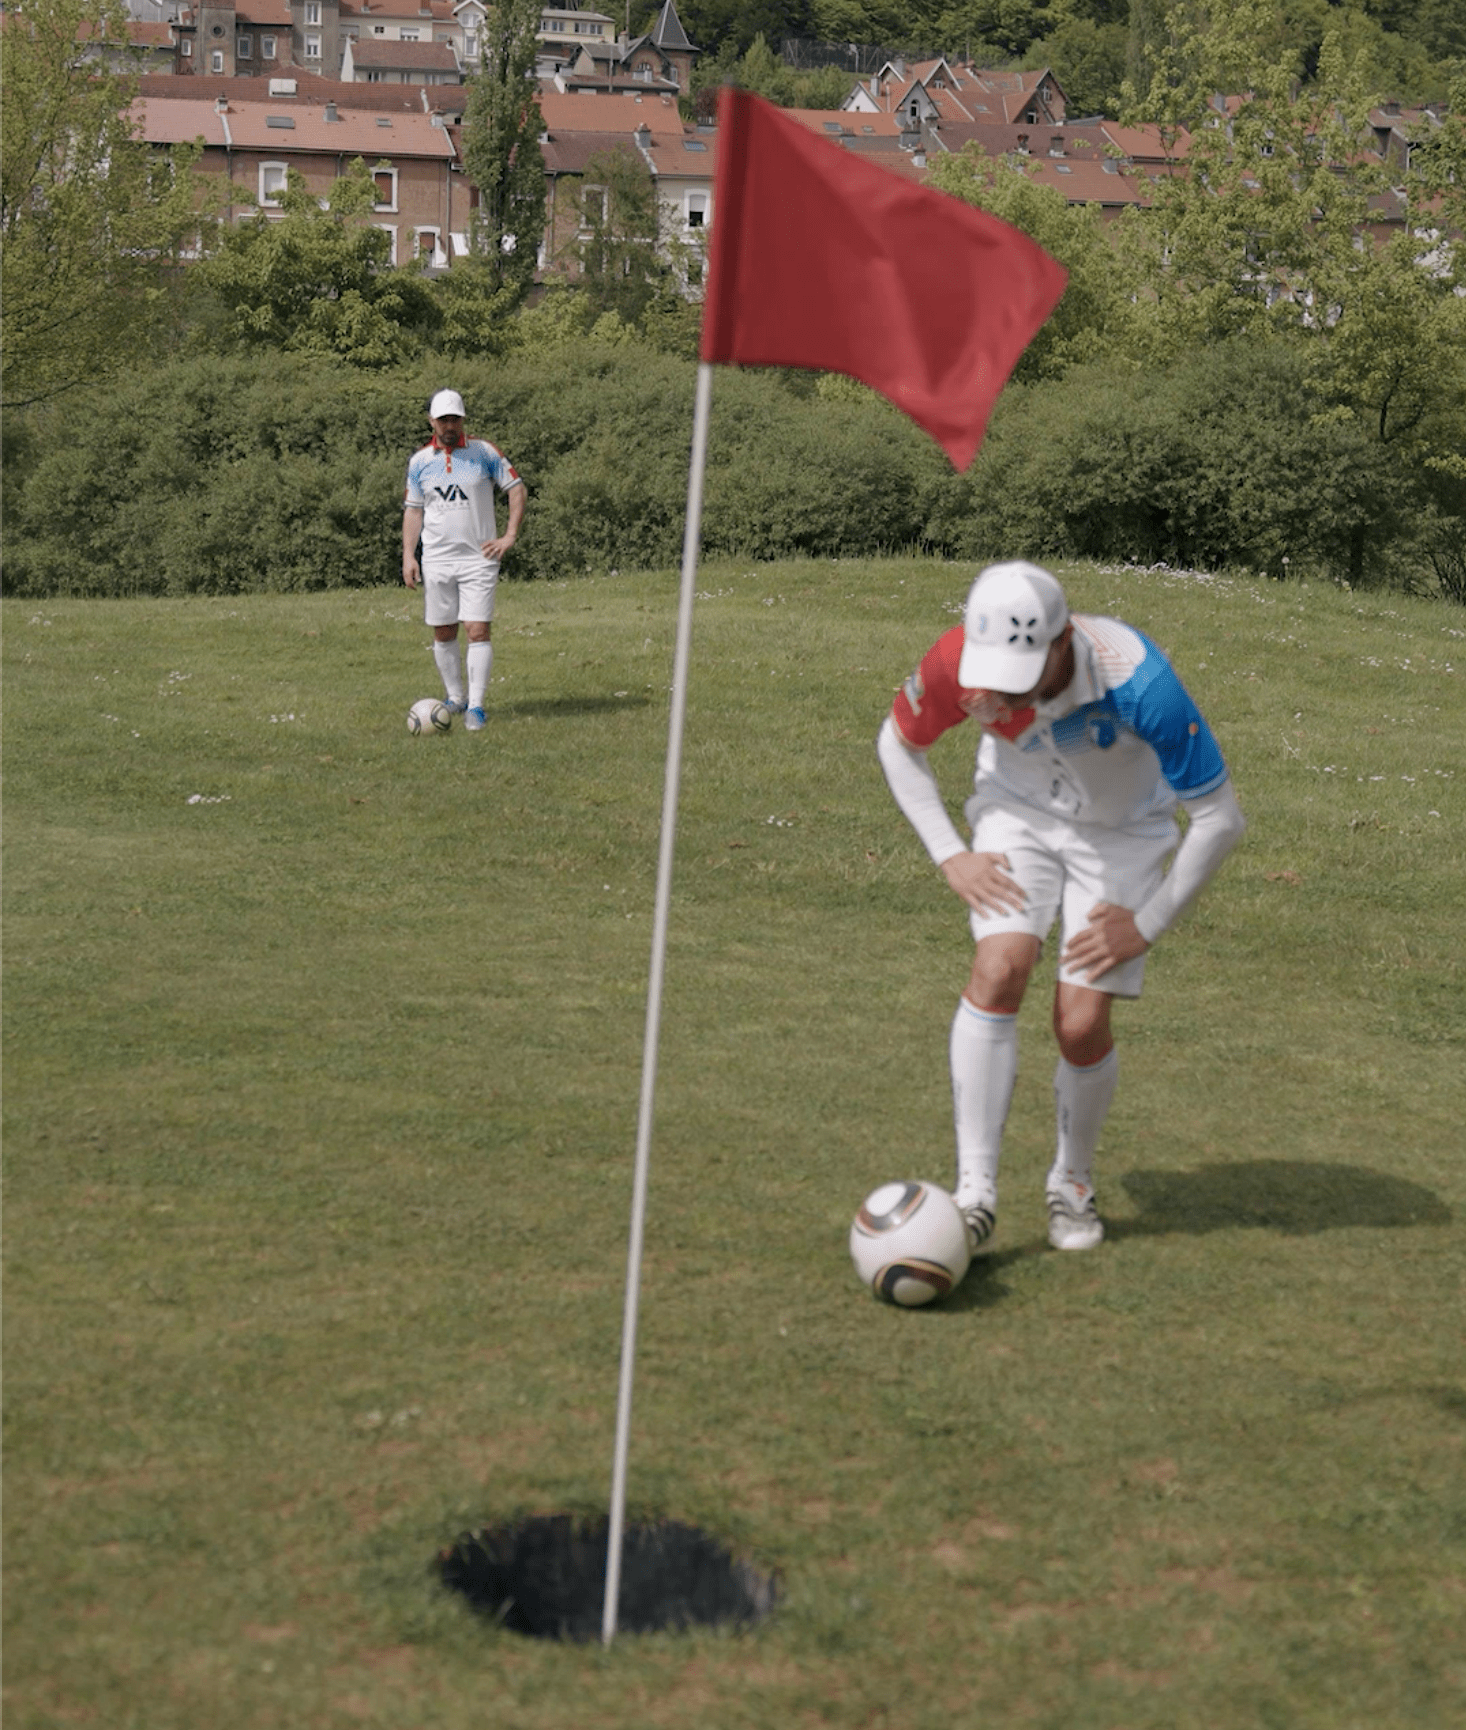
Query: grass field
4 558 1463 1729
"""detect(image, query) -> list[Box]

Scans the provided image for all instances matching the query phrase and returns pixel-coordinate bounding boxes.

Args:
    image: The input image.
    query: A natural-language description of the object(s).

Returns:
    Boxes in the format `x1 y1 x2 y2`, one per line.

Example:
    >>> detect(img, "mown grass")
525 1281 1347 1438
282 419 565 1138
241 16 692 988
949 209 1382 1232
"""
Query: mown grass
4 559 1463 1729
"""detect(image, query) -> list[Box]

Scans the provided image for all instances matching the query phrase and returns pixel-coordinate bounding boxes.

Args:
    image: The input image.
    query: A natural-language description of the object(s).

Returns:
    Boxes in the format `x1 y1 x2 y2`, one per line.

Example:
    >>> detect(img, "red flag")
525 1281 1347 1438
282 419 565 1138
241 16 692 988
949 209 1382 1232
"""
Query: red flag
701 88 1068 472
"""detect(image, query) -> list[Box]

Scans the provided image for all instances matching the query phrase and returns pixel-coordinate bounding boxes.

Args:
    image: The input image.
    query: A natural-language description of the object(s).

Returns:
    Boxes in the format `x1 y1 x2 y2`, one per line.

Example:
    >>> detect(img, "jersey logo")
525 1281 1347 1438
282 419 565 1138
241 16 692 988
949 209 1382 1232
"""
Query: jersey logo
902 671 925 715
1087 714 1117 749
433 484 469 503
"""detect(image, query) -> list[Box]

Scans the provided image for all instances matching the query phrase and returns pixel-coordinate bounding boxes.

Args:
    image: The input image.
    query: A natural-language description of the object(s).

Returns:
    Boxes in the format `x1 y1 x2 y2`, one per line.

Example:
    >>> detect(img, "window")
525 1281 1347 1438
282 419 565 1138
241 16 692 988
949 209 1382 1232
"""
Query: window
304 33 320 58
372 167 398 210
685 190 708 228
259 162 289 206
305 2 320 22
374 223 398 265
180 37 192 55
261 34 276 57
400 27 420 40
415 227 444 264
210 48 223 71
237 33 251 56
635 60 652 80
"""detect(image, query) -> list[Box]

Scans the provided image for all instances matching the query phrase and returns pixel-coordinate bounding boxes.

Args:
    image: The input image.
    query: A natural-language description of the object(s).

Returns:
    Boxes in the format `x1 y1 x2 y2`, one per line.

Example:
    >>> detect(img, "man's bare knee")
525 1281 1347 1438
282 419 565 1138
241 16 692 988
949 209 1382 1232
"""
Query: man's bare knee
965 936 1040 1013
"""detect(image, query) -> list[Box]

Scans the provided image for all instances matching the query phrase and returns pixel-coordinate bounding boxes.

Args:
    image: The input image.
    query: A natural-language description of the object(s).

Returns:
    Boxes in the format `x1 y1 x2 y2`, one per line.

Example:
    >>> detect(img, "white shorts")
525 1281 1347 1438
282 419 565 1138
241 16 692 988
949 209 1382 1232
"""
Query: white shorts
423 561 498 627
965 801 1179 998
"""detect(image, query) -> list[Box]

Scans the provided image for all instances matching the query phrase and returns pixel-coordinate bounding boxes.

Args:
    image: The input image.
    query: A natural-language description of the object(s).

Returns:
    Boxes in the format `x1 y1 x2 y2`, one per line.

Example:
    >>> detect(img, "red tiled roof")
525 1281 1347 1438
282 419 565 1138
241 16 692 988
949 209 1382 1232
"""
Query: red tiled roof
132 93 457 159
537 89 684 140
136 72 466 113
348 38 459 70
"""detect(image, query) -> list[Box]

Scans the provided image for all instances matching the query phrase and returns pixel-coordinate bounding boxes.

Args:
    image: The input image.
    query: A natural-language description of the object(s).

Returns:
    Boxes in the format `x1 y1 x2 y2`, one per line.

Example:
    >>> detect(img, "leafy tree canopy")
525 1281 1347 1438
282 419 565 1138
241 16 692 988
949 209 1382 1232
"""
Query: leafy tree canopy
0 0 207 408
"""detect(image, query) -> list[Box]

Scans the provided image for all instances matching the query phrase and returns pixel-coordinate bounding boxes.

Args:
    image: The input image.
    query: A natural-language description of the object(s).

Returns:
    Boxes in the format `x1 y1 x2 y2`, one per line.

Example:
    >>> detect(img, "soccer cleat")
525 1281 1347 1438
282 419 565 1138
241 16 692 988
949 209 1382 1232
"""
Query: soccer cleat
441 697 468 714
958 1197 997 1255
1047 1184 1104 1251
464 706 487 731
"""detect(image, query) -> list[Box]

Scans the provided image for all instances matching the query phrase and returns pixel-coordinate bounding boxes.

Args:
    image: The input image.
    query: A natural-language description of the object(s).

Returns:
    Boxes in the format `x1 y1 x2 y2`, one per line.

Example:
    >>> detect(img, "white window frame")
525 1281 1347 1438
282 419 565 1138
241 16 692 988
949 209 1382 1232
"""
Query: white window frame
180 36 192 55
374 222 398 264
258 161 289 207
261 34 276 58
210 48 224 72
305 1 320 22
684 190 708 229
371 167 399 211
237 34 251 57
399 26 420 40
304 32 321 59
414 226 445 266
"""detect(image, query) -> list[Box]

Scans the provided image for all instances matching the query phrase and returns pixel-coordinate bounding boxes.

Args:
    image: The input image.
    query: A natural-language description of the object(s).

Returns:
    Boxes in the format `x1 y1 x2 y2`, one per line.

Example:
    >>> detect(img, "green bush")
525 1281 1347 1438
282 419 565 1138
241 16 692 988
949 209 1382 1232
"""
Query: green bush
1 336 1457 597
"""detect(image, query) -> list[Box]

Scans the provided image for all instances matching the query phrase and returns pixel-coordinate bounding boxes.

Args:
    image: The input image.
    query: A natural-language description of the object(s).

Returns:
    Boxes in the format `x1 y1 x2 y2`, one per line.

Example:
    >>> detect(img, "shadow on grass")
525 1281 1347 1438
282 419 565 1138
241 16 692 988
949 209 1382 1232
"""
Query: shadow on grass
500 694 651 720
1113 1160 1451 1240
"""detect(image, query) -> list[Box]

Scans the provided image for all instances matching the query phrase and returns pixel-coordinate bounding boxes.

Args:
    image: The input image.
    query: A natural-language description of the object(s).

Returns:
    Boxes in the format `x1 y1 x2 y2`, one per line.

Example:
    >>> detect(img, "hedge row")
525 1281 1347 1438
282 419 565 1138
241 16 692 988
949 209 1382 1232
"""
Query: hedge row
2 342 1457 596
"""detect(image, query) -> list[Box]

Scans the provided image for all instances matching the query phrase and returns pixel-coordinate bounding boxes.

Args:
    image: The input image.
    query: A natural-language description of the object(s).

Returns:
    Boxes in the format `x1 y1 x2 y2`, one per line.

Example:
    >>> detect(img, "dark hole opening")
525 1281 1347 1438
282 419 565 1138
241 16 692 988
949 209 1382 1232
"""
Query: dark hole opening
437 1514 778 1642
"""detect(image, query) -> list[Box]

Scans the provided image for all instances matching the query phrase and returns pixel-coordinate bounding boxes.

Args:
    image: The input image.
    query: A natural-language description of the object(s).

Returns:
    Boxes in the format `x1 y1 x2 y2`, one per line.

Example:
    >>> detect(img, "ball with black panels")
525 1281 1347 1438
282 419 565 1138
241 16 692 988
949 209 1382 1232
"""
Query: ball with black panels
407 697 452 735
849 1180 971 1306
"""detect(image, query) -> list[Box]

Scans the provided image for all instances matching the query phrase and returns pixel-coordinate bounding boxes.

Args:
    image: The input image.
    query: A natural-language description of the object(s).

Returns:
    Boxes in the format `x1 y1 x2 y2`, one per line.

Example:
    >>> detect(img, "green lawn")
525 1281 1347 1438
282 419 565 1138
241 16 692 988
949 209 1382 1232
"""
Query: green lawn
4 559 1463 1728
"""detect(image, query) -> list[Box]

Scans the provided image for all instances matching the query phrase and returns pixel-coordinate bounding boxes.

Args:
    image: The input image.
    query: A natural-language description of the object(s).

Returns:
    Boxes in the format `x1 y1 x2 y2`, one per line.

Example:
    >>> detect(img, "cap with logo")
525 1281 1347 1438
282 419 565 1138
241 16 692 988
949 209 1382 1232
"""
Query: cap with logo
428 389 466 419
957 560 1069 693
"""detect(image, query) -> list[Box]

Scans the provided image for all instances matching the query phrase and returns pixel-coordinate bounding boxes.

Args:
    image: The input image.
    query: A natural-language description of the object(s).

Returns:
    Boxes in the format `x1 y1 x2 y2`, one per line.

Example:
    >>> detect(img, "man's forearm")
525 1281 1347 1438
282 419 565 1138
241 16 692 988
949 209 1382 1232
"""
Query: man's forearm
876 715 968 866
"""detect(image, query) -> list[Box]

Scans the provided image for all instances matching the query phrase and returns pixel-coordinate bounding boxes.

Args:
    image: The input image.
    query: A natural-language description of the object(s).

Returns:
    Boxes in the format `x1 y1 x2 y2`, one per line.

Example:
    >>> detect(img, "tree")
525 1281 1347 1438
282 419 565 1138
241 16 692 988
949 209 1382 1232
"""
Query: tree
0 0 206 408
571 146 673 326
460 0 546 300
190 162 437 366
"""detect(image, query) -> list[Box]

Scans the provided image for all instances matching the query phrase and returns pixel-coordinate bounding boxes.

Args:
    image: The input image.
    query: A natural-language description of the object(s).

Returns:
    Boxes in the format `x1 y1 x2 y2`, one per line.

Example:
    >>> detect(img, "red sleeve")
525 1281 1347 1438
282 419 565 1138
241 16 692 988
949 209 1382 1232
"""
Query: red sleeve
889 626 971 749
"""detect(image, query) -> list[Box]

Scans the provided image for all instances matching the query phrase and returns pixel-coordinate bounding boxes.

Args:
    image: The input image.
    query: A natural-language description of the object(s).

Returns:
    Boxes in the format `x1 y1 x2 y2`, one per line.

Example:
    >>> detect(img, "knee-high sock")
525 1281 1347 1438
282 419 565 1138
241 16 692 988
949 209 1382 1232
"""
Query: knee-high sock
1048 1048 1119 1194
950 999 1017 1207
466 640 494 708
434 639 465 704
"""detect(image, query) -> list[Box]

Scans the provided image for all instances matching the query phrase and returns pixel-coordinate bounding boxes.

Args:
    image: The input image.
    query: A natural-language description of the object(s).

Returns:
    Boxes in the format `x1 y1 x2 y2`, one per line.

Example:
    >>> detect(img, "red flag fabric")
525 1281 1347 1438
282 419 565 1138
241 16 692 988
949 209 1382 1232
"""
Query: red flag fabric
701 88 1068 472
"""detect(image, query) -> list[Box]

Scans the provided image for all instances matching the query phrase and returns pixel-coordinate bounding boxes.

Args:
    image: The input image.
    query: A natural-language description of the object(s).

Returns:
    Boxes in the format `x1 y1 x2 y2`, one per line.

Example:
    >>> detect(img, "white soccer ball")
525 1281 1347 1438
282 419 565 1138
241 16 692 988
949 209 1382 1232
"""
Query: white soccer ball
407 698 452 735
849 1180 971 1307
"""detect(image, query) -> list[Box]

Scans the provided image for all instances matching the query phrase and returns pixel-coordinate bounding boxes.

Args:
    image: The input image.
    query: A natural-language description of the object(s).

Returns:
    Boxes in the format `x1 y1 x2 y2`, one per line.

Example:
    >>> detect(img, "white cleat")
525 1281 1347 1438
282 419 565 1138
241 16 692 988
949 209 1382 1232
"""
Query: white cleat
1047 1184 1104 1251
957 1197 997 1255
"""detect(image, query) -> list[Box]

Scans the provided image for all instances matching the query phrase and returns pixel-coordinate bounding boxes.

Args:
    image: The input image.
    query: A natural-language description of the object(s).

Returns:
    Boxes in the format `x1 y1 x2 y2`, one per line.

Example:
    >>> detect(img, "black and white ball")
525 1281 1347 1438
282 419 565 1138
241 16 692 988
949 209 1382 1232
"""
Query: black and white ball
407 698 452 735
849 1180 971 1307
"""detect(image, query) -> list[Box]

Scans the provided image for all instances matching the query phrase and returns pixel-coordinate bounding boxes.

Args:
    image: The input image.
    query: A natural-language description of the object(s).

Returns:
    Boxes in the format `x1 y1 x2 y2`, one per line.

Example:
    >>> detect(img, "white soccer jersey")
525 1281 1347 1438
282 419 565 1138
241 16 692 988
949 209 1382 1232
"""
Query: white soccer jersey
404 436 522 569
891 615 1230 836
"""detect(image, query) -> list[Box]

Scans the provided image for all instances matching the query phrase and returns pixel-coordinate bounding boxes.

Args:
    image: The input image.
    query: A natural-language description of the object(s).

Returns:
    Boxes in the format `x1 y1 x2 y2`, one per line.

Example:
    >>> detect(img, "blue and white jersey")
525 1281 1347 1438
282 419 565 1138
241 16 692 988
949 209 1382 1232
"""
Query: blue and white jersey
976 615 1229 834
404 436 522 570
893 615 1229 837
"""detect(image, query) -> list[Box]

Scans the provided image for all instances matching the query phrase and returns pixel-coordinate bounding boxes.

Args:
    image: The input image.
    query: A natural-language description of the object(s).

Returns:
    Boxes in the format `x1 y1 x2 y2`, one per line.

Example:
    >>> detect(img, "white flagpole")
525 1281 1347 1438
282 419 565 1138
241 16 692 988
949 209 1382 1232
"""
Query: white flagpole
602 359 716 1646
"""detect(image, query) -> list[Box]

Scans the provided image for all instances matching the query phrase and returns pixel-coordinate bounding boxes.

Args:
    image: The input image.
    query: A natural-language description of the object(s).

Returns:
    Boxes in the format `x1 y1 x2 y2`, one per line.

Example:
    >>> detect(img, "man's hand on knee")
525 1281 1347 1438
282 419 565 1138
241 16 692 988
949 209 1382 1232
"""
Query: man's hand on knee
941 851 1028 918
1062 902 1148 980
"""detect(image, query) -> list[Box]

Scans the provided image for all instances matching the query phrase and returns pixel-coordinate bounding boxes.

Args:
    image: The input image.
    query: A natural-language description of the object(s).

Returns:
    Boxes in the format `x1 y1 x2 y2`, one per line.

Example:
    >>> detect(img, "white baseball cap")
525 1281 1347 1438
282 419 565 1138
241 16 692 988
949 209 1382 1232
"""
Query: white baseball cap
957 561 1069 693
428 389 466 419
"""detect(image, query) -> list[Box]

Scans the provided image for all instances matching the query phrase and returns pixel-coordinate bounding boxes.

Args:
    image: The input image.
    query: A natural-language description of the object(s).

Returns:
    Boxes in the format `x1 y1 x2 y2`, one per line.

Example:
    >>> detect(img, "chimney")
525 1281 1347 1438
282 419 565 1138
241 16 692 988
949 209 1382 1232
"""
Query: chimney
324 101 339 121
214 95 229 112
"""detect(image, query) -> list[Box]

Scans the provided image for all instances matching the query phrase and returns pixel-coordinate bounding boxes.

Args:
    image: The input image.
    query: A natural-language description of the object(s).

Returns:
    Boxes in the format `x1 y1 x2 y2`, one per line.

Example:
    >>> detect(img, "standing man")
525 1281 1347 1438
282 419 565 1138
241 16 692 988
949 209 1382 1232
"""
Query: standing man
403 388 526 731
877 561 1245 1253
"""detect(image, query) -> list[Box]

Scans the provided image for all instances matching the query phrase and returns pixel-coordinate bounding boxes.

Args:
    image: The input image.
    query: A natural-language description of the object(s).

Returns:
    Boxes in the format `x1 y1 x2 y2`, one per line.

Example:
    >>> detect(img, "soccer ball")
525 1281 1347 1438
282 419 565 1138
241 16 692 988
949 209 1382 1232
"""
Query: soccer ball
407 698 452 735
849 1180 971 1307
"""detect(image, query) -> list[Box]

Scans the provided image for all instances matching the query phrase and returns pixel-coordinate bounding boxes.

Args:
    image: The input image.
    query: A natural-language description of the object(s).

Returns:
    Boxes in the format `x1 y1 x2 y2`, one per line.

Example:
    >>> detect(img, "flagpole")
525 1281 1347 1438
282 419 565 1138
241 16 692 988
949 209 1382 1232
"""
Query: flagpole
602 359 716 1647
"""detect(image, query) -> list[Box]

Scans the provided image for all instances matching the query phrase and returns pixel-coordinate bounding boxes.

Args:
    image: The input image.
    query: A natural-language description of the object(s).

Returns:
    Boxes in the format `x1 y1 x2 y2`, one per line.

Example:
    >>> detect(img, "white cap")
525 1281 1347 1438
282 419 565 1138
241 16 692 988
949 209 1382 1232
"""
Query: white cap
957 561 1069 693
428 389 466 419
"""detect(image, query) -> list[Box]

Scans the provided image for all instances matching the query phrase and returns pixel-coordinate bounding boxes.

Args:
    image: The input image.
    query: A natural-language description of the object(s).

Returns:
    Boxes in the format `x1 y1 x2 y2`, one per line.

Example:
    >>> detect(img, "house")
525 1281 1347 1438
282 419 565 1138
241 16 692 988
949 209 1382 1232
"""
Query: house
535 90 709 280
174 1 333 77
545 0 697 97
845 60 1067 128
340 36 462 84
339 0 482 73
133 84 467 265
534 8 615 78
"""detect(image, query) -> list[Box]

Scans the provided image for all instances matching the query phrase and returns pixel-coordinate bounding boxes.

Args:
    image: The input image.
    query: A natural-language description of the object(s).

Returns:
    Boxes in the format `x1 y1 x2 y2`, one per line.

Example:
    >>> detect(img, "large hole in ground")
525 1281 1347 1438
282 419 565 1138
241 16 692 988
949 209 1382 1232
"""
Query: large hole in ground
438 1514 778 1642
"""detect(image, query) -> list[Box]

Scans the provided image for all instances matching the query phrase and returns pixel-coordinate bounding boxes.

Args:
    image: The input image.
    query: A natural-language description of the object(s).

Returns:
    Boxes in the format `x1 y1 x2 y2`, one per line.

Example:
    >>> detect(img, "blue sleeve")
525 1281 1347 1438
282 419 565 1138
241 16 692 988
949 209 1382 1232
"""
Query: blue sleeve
1109 635 1229 799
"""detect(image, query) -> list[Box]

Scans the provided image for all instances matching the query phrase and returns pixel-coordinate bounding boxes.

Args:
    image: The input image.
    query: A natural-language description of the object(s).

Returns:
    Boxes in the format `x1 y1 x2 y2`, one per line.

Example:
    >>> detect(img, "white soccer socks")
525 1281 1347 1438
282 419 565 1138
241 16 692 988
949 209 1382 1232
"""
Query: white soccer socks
434 639 466 706
1047 1048 1118 1250
466 640 494 710
950 998 1017 1226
